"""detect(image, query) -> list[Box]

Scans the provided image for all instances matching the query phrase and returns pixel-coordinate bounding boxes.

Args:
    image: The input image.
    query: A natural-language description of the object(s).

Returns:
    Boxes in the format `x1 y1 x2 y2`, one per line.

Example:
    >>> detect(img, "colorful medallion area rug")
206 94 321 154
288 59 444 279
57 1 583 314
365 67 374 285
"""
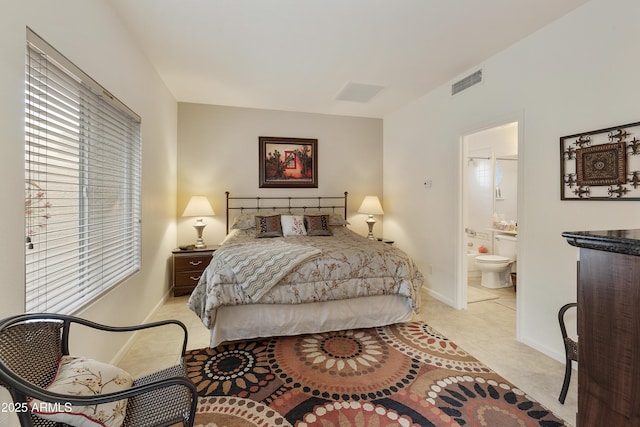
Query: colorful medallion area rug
185 322 566 427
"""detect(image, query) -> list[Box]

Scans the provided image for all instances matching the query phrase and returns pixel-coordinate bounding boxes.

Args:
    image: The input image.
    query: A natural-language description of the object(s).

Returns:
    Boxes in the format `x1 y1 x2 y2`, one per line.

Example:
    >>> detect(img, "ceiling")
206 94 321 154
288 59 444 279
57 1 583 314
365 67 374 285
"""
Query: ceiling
109 0 589 118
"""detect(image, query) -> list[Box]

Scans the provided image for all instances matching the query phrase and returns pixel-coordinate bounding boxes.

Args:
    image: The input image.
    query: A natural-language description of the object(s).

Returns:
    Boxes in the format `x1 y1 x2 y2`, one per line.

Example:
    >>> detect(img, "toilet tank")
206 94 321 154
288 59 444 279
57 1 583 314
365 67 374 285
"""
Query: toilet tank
495 234 517 259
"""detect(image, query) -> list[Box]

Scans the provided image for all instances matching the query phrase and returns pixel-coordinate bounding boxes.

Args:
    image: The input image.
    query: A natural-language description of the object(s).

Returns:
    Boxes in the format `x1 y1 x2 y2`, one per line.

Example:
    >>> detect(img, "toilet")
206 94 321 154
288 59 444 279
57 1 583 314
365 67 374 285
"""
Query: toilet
475 234 517 288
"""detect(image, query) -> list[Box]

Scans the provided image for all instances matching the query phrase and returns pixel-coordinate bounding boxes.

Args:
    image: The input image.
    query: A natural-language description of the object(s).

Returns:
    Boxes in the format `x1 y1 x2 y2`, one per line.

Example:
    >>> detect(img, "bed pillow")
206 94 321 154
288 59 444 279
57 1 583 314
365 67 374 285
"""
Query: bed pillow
231 211 278 230
281 215 307 236
231 211 289 230
231 212 257 230
255 214 283 238
30 355 133 427
304 214 333 236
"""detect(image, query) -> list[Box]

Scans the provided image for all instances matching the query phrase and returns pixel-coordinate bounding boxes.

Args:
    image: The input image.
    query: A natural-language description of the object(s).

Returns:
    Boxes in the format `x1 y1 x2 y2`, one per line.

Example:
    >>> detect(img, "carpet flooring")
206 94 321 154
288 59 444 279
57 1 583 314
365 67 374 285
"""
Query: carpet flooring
185 321 566 426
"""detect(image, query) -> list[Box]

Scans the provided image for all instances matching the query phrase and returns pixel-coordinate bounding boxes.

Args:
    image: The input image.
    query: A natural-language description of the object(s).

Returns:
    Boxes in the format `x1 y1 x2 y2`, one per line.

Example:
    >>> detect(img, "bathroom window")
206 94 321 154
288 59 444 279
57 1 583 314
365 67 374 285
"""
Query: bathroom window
473 160 492 188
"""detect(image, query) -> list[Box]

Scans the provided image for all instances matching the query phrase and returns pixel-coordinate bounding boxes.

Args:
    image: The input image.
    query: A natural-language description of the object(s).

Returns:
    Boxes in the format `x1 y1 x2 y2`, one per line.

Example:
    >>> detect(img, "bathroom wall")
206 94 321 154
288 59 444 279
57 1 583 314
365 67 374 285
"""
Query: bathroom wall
466 148 492 257
495 156 518 225
466 123 518 256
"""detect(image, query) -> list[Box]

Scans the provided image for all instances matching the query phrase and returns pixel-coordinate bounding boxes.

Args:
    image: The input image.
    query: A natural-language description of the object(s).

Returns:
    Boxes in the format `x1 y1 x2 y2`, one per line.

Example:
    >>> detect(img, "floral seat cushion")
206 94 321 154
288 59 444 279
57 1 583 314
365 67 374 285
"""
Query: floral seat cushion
30 355 133 427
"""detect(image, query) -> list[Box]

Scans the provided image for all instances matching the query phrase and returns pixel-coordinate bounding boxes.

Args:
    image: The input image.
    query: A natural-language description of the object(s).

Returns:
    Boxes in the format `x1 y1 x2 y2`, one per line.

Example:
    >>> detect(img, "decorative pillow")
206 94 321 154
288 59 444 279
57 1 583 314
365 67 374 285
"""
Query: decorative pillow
317 211 349 226
232 211 349 229
255 214 283 238
30 355 133 427
304 215 333 236
231 211 277 230
281 215 307 236
231 211 286 230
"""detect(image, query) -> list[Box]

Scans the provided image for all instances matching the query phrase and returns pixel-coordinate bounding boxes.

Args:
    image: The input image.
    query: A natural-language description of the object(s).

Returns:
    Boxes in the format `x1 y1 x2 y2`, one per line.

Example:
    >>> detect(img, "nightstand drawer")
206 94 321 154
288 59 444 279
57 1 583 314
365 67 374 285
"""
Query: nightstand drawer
174 271 204 287
174 254 212 271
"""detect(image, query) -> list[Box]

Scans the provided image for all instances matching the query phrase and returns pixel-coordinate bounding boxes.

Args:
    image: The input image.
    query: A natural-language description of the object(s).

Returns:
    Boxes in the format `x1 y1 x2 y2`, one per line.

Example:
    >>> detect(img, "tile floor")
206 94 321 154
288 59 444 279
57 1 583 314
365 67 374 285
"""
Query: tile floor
117 285 578 426
421 282 577 426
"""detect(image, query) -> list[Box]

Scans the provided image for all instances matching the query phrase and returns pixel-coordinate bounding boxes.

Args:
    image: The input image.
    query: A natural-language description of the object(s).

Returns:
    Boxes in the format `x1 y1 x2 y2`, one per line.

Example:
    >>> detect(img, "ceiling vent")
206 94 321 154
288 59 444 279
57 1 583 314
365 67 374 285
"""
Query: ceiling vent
336 82 385 103
451 69 483 96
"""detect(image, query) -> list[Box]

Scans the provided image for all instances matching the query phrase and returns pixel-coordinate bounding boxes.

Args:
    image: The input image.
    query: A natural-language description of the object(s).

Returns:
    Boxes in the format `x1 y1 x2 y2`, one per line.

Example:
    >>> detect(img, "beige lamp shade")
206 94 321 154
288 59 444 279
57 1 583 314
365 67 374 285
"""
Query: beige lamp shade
182 196 215 217
357 196 384 216
183 196 214 248
358 196 383 240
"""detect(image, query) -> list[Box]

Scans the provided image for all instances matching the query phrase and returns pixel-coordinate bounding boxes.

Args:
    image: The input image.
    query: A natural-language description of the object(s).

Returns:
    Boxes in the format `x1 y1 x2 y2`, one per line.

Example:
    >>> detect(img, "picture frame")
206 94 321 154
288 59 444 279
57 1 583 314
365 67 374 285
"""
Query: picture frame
259 136 318 188
560 121 640 200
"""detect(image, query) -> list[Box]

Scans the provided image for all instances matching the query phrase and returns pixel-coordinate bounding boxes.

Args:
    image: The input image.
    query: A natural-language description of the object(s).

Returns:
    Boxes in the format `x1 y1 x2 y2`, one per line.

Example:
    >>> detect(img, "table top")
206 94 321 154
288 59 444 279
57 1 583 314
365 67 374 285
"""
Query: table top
172 245 219 254
562 229 640 256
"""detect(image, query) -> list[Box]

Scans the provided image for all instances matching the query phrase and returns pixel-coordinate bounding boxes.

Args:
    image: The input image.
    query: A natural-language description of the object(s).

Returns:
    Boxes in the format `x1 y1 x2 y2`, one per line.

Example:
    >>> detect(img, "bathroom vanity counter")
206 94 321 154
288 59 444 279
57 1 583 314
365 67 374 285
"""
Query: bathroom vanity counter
488 228 517 235
562 229 640 427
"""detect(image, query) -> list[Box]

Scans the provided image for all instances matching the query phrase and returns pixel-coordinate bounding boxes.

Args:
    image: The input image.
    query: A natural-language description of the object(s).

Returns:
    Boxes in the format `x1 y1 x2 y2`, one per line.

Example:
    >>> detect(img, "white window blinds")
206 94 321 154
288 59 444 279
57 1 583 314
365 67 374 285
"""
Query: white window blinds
25 29 142 314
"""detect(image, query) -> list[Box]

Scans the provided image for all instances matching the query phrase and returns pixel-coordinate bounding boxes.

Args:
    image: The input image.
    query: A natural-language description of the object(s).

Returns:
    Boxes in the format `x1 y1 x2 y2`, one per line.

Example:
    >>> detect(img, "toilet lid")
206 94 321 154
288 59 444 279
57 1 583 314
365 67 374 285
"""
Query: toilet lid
475 255 510 263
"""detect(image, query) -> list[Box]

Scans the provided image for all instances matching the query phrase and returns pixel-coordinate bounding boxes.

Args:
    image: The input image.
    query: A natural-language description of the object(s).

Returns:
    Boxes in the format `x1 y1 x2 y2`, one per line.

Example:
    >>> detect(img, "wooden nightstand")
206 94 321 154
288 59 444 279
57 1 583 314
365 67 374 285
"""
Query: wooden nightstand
172 246 217 296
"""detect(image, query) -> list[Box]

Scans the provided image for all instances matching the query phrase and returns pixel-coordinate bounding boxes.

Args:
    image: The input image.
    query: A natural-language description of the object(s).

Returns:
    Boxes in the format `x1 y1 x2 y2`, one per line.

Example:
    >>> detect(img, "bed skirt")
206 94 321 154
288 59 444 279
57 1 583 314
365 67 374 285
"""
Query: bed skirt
208 294 414 347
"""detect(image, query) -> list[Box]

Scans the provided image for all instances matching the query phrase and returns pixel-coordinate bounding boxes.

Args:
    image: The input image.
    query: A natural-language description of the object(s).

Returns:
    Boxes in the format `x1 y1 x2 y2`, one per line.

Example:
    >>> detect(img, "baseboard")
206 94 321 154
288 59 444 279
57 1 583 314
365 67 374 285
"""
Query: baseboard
518 334 566 365
422 286 456 308
109 289 172 365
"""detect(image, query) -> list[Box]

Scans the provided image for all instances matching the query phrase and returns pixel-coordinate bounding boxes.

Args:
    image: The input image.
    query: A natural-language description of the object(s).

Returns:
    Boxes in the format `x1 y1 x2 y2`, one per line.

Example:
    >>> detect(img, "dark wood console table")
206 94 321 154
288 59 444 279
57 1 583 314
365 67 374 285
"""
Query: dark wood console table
562 229 640 427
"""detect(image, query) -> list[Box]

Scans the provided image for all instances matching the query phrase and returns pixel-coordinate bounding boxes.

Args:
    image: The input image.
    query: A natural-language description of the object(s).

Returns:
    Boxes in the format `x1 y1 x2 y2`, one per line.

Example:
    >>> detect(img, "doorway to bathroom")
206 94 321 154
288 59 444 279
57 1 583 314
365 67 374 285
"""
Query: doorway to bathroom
460 120 519 313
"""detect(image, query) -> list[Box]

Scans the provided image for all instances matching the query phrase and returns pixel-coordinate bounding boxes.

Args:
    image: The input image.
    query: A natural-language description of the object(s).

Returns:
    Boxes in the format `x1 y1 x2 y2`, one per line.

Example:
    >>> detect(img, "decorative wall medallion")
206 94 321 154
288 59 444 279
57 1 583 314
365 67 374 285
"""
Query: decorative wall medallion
561 121 640 200
575 142 626 186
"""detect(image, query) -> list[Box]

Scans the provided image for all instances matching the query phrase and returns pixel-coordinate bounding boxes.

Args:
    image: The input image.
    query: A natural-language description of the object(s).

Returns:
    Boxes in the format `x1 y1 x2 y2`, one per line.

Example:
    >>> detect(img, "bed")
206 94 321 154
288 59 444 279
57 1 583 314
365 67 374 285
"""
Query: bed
188 192 424 347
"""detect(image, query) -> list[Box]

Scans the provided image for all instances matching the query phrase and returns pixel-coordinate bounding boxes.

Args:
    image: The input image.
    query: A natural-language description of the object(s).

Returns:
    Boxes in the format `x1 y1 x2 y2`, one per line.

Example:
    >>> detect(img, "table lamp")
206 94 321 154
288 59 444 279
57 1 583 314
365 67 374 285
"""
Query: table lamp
358 195 384 240
182 196 215 248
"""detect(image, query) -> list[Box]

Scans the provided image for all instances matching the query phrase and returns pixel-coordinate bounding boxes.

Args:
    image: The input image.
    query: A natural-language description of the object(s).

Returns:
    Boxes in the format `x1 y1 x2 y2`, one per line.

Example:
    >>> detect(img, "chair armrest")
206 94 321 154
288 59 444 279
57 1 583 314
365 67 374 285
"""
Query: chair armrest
0 313 190 358
65 317 190 356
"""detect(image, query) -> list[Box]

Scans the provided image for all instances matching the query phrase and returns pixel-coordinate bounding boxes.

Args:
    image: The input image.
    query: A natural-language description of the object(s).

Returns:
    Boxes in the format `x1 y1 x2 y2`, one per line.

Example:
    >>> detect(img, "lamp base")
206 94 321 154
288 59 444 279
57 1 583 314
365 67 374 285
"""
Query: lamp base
193 219 207 249
365 216 376 240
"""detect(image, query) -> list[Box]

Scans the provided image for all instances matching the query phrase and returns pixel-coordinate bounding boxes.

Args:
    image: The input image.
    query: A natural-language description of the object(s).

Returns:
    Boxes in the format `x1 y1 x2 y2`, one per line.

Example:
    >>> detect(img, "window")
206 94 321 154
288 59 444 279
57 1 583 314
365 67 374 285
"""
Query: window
25 29 141 314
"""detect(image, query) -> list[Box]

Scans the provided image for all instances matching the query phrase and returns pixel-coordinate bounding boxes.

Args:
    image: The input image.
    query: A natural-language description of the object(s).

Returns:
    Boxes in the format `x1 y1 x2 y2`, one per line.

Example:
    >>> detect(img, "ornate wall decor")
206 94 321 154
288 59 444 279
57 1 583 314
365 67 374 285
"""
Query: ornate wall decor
560 121 640 200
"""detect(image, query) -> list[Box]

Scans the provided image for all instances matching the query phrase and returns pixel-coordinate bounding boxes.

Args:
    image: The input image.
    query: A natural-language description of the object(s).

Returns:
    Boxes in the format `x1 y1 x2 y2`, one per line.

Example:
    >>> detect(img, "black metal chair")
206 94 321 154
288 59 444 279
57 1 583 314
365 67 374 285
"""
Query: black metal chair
0 313 198 427
558 303 578 404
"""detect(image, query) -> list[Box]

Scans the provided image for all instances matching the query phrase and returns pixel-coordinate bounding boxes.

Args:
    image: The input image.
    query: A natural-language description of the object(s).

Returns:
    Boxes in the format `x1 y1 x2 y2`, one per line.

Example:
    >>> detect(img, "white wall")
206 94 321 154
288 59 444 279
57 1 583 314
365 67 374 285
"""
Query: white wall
0 0 177 362
177 103 383 245
384 0 640 361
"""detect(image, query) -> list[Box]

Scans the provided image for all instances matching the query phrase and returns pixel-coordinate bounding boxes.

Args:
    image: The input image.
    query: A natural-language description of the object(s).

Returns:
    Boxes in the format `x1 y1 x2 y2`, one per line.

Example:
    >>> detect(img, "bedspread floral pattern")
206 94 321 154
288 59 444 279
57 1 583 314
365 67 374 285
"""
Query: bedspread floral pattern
188 227 424 329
